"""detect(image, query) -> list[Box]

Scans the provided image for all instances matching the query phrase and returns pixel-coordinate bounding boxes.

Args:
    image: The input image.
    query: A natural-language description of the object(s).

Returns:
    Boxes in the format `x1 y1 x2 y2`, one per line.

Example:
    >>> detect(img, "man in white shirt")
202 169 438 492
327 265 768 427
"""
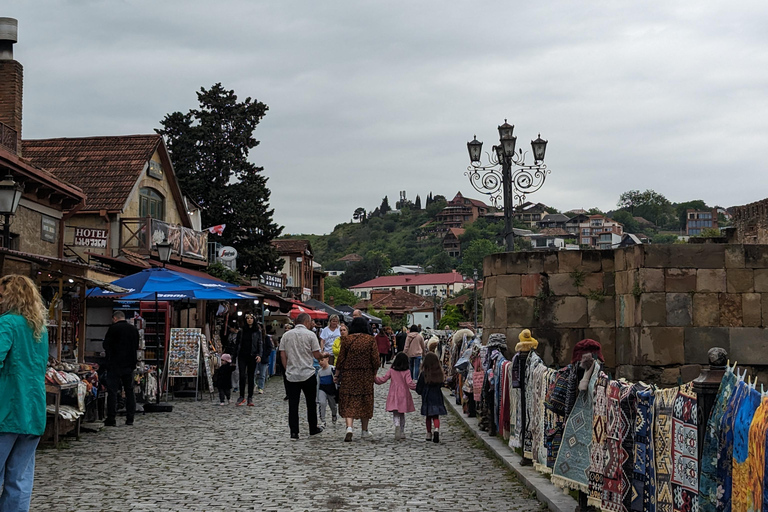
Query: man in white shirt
279 313 323 440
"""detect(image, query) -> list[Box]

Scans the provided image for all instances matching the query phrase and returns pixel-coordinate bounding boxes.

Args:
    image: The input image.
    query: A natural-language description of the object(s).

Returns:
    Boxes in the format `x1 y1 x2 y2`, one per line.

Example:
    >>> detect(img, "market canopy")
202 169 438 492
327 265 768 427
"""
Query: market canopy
118 288 256 301
288 304 328 320
303 298 353 323
86 267 237 299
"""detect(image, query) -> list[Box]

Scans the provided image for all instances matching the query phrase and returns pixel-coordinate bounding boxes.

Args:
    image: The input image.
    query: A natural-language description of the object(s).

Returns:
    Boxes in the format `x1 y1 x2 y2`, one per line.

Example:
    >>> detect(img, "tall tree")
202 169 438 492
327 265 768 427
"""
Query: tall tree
157 83 282 275
380 196 391 214
353 207 367 223
414 195 422 210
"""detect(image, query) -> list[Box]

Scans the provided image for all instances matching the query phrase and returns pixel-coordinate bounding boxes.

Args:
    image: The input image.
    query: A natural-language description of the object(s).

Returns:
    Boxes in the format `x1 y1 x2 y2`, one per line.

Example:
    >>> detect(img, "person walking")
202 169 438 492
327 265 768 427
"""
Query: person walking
234 313 263 406
395 326 407 354
103 310 139 426
334 317 380 442
403 325 426 381
255 325 272 395
332 323 348 361
416 352 447 443
375 329 391 368
279 313 324 440
319 315 341 364
214 354 236 405
374 352 416 440
316 353 338 427
0 275 50 511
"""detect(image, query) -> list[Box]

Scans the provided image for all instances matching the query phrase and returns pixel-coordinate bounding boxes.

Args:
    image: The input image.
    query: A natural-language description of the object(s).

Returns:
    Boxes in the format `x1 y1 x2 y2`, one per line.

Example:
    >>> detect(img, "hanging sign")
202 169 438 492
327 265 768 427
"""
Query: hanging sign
218 246 237 262
73 227 108 248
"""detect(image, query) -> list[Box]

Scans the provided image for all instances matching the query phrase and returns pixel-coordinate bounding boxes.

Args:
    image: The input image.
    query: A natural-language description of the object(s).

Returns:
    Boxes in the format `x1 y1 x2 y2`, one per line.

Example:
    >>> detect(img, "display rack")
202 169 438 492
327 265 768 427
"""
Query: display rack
139 301 171 374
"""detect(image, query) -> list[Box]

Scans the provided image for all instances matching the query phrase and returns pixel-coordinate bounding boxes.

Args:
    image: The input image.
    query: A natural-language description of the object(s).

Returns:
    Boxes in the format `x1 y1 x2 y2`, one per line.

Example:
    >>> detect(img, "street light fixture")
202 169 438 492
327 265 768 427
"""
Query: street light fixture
0 173 24 249
156 238 172 267
432 285 438 330
473 268 479 333
465 120 551 252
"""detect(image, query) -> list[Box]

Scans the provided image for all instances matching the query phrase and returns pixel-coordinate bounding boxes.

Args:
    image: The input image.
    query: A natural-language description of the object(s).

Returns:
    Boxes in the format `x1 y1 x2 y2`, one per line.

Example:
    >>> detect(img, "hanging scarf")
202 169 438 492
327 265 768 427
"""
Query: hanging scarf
602 380 634 512
523 351 543 458
588 372 609 507
700 366 738 512
747 395 768 512
670 383 698 512
536 368 556 472
631 385 655 512
716 379 750 512
732 386 761 512
544 365 576 470
653 386 679 512
552 361 600 492
509 358 522 448
500 360 511 439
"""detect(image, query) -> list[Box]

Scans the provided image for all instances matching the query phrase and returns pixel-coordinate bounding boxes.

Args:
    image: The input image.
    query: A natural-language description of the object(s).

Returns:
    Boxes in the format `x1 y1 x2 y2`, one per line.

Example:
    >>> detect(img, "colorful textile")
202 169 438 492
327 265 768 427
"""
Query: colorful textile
552 362 600 493
523 351 543 458
716 379 750 512
508 361 522 448
732 387 760 512
602 380 634 512
700 366 738 512
748 396 768 512
653 386 678 512
588 372 609 507
537 368 556 472
528 363 548 462
500 360 511 439
544 365 577 470
631 385 655 512
671 383 698 512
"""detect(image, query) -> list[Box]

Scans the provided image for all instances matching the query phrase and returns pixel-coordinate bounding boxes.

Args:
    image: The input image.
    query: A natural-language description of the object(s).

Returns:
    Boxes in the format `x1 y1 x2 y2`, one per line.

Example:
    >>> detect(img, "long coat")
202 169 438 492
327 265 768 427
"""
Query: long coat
375 368 416 413
0 313 49 435
336 333 379 419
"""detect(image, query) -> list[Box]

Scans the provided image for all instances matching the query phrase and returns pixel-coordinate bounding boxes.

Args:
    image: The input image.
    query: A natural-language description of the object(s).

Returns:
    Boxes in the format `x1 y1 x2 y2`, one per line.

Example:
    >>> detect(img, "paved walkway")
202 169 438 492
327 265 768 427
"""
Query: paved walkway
32 370 543 511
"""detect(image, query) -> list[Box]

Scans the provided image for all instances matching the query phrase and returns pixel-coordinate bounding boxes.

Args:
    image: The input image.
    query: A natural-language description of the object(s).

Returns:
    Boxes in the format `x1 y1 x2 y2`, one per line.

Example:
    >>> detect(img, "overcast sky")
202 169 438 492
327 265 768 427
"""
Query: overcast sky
6 1 768 234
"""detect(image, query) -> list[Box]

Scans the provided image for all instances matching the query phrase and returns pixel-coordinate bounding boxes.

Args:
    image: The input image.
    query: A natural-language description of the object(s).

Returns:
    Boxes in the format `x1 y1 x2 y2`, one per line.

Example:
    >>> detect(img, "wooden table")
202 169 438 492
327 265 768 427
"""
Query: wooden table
45 382 81 447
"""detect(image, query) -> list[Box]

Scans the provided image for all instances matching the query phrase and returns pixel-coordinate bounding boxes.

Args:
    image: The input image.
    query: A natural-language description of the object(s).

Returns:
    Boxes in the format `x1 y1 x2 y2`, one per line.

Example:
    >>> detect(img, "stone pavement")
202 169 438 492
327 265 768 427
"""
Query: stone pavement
32 369 543 511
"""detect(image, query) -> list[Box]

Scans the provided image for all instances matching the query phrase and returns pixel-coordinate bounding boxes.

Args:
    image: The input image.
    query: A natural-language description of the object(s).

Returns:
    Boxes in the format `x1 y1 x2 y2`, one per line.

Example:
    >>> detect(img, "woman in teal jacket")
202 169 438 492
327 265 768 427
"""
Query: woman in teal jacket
0 274 49 511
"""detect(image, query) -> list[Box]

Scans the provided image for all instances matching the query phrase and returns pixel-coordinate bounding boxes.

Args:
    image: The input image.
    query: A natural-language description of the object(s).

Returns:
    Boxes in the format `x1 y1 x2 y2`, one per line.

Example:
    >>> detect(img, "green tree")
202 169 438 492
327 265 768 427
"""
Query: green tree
675 200 708 231
339 251 392 287
652 234 679 244
157 83 282 275
323 286 358 306
426 251 456 273
353 207 367 223
206 262 244 284
380 196 391 214
438 304 466 329
612 210 639 233
457 239 501 278
414 195 422 210
617 190 644 214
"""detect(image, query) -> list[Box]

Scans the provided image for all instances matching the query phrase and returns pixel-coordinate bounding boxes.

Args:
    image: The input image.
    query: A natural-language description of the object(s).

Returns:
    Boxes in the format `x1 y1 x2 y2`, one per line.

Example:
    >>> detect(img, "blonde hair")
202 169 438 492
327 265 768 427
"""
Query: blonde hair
0 275 48 340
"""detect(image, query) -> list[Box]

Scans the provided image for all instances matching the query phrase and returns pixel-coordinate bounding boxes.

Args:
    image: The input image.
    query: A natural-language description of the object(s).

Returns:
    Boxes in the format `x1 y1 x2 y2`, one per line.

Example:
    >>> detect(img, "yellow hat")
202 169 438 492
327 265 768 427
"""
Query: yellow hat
515 329 538 352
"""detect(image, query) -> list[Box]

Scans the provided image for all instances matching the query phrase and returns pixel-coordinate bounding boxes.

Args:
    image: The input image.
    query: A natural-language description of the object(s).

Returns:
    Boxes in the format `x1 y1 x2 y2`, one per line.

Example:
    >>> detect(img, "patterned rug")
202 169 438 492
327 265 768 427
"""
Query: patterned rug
602 380 634 512
671 383 698 512
747 396 768 512
535 368 556 472
716 379 750 512
731 386 760 512
588 373 609 507
523 351 543 458
631 385 655 512
699 366 737 512
653 386 678 512
552 362 600 493
544 365 575 470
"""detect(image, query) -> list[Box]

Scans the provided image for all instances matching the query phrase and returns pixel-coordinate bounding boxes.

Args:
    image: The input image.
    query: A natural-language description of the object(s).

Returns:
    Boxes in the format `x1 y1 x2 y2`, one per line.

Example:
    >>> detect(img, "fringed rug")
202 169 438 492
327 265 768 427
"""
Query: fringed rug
602 380 634 512
544 365 575 470
653 386 678 512
671 383 698 512
523 351 542 458
731 386 760 512
630 385 655 512
588 373 609 507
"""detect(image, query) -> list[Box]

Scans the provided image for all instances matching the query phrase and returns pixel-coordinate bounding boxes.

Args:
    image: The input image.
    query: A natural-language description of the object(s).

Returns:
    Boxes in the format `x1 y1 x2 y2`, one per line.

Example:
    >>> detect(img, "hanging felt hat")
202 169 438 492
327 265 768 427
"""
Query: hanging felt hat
571 338 604 364
427 336 440 352
515 329 538 352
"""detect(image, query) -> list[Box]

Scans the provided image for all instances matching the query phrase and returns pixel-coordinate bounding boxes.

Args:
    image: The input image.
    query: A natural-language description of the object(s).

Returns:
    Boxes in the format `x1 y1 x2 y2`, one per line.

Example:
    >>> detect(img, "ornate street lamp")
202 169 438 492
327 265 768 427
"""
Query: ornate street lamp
432 285 438 330
0 173 23 249
156 238 172 267
465 120 551 251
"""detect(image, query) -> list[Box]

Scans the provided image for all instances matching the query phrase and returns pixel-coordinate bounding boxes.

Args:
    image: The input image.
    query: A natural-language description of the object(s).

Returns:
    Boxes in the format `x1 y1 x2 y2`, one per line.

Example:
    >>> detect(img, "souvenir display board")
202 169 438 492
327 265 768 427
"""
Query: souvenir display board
167 328 201 377
200 334 214 393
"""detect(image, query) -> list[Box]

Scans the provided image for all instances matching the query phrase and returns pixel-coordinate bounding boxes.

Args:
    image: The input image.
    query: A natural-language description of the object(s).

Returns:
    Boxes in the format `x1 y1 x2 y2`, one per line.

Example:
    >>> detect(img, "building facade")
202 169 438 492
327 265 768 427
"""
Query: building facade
272 239 324 302
576 214 624 249
349 271 473 299
686 209 718 236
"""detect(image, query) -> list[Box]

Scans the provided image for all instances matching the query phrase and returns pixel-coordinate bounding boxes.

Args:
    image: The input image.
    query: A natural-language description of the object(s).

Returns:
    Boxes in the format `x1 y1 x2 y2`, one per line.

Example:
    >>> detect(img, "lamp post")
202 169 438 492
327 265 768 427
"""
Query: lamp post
0 173 24 249
432 285 438 329
156 238 172 267
473 268 478 333
466 121 550 252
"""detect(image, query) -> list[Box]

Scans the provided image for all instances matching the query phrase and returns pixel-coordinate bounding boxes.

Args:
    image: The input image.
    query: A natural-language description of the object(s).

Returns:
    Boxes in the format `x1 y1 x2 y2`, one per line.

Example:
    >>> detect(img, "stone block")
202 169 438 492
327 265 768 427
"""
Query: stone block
632 245 645 269
660 367 682 386
485 254 504 277
547 328 585 367
672 244 726 268
743 293 762 327
483 276 497 298
726 269 754 293
683 327 730 364
693 293 720 327
527 253 545 274
584 327 616 368
588 298 615 327
484 298 496 328
762 293 768 327
496 275 521 298
521 274 543 297
666 293 692 327
643 245 671 268
543 253 559 274
603 273 616 296
558 251 582 274
725 245 745 268
578 272 605 296
615 327 634 365
494 297 507 327
615 271 629 295
744 245 768 269
680 365 702 384
730 327 768 365
506 297 536 327
665 268 696 293
637 326 685 365
602 254 615 273
581 251 602 273
755 269 768 292
552 296 588 327
640 293 667 326
615 249 627 272
616 294 636 327
638 268 665 292
549 273 578 296
697 269 726 292
719 294 743 327
505 252 528 274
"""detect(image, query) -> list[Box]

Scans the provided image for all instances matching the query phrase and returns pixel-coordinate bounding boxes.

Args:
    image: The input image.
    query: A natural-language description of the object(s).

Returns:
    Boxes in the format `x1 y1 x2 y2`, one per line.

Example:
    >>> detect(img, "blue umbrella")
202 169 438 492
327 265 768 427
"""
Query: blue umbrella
86 268 237 298
119 288 256 301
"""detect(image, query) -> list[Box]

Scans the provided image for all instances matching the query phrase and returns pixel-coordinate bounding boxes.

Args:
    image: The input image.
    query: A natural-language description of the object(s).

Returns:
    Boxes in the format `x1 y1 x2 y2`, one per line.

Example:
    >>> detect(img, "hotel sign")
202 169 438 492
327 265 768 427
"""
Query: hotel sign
74 227 108 248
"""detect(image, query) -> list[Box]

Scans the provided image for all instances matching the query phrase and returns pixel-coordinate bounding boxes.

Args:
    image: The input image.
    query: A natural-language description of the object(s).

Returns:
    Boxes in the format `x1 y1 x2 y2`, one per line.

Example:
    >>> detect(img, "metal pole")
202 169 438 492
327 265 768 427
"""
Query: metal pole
502 158 515 252
3 213 9 249
473 276 478 332
433 294 437 329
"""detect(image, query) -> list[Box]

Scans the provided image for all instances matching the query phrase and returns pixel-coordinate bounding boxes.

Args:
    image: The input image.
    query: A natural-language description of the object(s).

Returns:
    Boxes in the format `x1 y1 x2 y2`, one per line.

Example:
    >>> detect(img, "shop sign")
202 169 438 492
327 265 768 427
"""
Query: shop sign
302 287 312 301
259 273 283 289
41 216 57 243
147 160 163 179
218 246 238 262
74 227 108 248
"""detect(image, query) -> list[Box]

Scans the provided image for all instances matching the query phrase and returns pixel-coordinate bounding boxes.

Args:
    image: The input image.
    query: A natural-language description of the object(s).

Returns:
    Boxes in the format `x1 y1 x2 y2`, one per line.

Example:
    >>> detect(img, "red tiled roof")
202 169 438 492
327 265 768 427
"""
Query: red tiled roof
349 271 472 289
22 135 162 212
272 239 311 254
339 253 362 262
445 228 465 239
354 289 431 312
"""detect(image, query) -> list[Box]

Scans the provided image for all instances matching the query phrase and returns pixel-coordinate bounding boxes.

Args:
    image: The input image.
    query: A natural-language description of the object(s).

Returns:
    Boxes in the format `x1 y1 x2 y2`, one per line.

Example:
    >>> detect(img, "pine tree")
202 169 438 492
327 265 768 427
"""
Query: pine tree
157 83 283 275
380 195 391 214
415 195 422 210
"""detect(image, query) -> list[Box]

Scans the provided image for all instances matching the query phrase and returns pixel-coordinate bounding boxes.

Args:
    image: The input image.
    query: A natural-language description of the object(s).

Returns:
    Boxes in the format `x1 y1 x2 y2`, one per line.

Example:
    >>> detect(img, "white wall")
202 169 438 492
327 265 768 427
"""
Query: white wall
407 312 434 329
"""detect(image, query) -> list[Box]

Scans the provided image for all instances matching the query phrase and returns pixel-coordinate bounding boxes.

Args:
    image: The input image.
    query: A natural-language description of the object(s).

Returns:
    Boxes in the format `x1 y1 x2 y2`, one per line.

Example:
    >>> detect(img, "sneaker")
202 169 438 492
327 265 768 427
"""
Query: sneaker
310 426 324 436
394 426 401 440
219 402 226 406
426 432 433 441
433 431 440 443
236 397 246 406
258 388 264 394
290 433 299 441
247 398 255 406
332 416 338 424
344 427 353 442
361 430 373 440
104 419 117 427
283 396 289 401
125 419 134 426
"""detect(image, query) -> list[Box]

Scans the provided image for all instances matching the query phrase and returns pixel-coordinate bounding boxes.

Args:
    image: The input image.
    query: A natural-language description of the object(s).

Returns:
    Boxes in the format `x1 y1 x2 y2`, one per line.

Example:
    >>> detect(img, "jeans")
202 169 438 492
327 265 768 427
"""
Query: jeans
286 374 318 436
409 356 422 381
107 371 136 423
0 433 40 512
317 389 337 423
256 362 270 390
238 355 257 399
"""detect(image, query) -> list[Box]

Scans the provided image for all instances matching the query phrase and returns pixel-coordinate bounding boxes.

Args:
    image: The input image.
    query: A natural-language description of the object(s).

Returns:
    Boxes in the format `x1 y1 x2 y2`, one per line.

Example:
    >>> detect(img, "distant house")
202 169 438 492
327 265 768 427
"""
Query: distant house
435 192 492 232
349 271 473 300
618 233 643 247
513 202 549 228
443 228 465 258
565 213 589 235
353 288 435 326
390 265 425 275
686 209 718 236
538 213 570 230
633 216 656 229
272 239 324 302
339 253 363 265
573 215 624 249
523 233 566 250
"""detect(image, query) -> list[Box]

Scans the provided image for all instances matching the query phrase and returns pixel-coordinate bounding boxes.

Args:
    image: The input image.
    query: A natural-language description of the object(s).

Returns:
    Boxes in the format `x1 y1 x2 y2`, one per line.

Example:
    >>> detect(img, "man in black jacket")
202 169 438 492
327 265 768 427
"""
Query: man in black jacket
103 310 139 426
234 313 263 406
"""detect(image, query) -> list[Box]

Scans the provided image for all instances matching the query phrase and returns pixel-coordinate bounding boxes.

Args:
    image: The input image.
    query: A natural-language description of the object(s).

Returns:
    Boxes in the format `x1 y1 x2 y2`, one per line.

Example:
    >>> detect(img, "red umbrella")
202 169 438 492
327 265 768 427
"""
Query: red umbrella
289 304 328 320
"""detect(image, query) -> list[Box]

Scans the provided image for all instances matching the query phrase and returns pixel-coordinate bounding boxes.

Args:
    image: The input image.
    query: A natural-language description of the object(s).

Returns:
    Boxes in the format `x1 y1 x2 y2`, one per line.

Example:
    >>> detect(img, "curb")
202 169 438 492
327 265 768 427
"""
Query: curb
443 389 577 512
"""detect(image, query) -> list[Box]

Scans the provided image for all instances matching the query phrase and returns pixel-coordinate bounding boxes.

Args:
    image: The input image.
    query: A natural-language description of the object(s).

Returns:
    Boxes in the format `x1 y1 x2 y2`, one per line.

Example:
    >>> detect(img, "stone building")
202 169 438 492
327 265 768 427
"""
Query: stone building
732 198 768 244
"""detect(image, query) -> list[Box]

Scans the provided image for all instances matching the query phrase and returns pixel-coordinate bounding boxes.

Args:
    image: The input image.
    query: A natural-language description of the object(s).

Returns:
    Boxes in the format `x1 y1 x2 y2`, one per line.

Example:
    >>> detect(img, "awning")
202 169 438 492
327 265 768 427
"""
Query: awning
288 304 328 320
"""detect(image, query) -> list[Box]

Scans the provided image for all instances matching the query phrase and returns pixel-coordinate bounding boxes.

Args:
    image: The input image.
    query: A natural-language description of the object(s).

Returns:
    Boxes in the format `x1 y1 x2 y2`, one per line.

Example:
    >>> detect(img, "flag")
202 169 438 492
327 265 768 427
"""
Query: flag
206 224 226 236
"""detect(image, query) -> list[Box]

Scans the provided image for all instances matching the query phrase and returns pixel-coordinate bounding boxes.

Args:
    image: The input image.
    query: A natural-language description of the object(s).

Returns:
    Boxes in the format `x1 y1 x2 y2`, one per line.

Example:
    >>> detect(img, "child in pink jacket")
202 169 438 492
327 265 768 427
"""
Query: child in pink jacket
375 352 417 440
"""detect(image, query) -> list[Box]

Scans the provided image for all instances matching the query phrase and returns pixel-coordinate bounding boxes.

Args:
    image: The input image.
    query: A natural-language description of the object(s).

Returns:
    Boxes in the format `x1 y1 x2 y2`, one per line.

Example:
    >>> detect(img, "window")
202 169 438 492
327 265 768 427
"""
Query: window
360 291 368 298
139 188 165 220
581 237 591 245
582 228 590 235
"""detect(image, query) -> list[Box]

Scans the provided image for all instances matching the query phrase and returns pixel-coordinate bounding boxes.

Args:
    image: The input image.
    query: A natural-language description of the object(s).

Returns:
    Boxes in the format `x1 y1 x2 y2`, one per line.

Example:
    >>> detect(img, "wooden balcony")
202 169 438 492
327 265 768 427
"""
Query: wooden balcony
119 217 208 262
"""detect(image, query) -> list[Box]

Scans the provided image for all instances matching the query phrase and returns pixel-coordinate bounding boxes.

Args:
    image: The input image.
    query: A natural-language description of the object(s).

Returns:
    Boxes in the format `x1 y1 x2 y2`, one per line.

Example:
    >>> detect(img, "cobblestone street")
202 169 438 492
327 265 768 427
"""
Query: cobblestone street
32 371 542 511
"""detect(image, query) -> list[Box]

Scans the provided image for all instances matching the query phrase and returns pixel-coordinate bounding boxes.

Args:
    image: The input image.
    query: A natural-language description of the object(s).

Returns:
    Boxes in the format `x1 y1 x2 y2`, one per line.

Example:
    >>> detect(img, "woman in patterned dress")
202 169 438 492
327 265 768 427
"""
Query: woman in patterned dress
334 317 380 442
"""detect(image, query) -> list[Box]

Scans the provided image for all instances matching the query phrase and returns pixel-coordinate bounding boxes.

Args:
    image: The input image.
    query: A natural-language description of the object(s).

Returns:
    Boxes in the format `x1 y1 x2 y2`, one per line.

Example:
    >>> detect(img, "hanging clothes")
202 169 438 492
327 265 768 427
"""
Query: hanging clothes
748 395 768 512
543 365 577 470
732 386 761 512
716 378 750 512
630 384 655 512
508 359 521 449
523 351 543 458
535 368 556 472
602 380 634 512
588 372 609 507
670 383 698 512
653 386 678 512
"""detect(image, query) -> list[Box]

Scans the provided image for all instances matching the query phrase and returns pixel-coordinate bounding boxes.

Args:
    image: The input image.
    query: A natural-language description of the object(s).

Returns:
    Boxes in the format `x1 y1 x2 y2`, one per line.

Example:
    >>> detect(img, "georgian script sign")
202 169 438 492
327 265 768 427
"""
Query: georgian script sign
73 227 108 248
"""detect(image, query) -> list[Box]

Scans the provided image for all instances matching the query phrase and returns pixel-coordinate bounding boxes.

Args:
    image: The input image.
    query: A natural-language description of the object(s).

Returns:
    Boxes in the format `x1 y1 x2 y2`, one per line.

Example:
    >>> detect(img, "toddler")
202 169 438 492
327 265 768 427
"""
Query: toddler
416 352 447 443
214 354 237 405
374 352 416 440
316 352 338 426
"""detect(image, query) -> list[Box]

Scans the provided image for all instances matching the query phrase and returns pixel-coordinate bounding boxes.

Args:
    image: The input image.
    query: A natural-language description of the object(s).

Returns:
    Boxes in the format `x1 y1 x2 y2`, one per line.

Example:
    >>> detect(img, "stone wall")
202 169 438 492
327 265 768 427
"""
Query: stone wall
732 198 768 244
483 244 768 385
